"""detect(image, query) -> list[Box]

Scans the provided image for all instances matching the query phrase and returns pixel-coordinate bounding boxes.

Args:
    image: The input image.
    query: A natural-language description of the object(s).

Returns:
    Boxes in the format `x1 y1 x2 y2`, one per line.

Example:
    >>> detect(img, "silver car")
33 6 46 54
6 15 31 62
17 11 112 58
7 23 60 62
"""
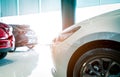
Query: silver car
10 24 37 51
51 9 120 77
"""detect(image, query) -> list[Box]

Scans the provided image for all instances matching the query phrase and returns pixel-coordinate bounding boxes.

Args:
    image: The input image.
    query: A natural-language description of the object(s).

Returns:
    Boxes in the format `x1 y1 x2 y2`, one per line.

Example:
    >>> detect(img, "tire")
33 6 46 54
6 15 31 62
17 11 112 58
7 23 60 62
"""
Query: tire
73 48 120 77
0 52 7 59
8 47 16 52
67 40 120 77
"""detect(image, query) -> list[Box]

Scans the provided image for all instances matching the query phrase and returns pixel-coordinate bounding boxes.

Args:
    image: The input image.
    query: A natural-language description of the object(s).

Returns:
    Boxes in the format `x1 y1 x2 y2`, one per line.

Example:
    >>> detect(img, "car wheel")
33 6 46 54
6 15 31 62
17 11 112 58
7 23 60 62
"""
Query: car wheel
0 52 7 59
67 40 120 77
73 48 120 77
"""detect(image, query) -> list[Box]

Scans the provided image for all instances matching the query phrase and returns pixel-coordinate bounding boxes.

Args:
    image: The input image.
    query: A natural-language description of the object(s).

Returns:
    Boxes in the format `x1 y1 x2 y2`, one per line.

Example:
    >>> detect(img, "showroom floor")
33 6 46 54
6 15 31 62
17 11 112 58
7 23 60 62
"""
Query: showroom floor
0 44 54 77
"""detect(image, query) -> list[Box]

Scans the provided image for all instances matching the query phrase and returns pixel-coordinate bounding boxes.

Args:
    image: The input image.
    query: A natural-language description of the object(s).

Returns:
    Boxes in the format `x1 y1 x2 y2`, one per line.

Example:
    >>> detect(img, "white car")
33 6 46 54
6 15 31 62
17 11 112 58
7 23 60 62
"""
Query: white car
51 9 120 77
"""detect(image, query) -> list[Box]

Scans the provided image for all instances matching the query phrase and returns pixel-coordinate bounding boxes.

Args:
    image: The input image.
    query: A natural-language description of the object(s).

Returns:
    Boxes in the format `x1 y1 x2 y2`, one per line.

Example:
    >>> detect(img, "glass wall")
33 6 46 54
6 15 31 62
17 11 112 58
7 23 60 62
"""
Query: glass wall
19 0 40 15
0 0 61 17
41 0 61 12
77 0 120 8
1 0 17 17
0 0 120 17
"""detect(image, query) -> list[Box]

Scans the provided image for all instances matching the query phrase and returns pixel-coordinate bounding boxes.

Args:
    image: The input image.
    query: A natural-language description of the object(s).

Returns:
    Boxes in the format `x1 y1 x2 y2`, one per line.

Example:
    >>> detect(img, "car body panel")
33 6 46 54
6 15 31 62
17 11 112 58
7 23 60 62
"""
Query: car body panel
0 22 15 52
51 9 120 77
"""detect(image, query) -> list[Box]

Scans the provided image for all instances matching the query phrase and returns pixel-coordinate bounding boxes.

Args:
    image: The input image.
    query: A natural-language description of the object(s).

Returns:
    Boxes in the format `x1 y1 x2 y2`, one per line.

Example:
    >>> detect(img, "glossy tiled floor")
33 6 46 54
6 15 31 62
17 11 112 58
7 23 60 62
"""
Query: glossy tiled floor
0 44 54 77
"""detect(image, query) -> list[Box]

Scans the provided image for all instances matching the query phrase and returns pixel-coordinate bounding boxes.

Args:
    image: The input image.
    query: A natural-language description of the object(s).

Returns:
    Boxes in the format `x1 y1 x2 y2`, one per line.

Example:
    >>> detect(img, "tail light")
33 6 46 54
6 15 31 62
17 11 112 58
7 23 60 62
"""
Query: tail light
0 28 8 39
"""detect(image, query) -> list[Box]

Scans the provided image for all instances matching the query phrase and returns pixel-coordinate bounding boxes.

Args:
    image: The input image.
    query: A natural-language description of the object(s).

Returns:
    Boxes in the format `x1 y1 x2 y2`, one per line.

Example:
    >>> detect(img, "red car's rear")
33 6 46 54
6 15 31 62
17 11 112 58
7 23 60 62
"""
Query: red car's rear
0 22 15 59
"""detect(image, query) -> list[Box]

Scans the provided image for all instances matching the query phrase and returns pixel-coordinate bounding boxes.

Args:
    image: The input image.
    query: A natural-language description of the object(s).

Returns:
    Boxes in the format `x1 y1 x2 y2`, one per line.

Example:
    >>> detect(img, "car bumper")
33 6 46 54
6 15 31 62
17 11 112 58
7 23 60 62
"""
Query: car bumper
0 40 12 48
0 47 12 52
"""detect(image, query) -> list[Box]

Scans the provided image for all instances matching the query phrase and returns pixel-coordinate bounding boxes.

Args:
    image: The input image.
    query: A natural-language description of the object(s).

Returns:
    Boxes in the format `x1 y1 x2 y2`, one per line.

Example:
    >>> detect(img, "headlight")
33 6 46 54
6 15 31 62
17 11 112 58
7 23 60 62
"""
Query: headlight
53 25 81 43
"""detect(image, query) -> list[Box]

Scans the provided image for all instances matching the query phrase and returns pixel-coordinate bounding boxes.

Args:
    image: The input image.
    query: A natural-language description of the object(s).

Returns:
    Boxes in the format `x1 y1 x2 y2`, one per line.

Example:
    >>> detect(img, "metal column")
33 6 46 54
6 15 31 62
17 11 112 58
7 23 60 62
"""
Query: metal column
61 0 76 30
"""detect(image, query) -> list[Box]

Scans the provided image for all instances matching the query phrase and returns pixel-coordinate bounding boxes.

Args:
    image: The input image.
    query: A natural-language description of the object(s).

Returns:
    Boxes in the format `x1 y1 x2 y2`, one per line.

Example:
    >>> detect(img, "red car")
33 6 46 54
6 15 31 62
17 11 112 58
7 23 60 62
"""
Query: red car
0 22 15 59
